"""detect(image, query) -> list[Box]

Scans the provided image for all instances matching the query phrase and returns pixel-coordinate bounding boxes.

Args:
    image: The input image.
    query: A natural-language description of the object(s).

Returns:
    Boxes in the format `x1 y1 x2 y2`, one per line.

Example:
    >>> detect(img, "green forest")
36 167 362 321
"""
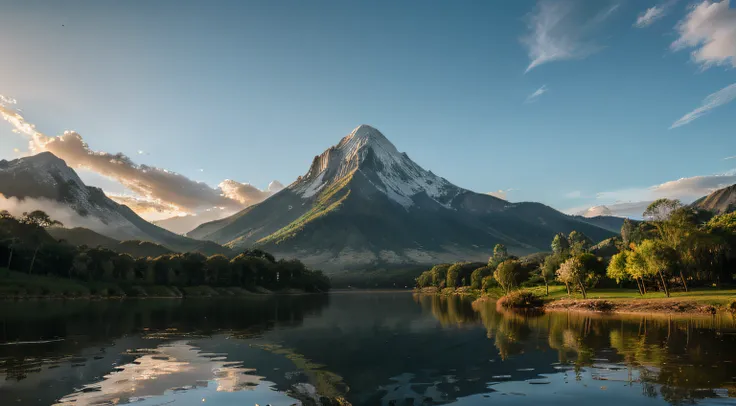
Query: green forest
0 210 330 298
416 199 736 300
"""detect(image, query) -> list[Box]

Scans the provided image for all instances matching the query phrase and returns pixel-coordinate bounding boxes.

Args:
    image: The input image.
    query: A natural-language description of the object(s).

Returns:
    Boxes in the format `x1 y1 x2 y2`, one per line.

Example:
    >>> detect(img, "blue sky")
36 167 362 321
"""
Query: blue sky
1 0 735 220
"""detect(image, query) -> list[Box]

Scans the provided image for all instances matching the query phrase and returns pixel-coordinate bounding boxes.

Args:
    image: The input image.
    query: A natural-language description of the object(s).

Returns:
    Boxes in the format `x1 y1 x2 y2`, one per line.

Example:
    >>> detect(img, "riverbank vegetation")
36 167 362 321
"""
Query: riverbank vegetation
0 210 330 298
415 199 736 312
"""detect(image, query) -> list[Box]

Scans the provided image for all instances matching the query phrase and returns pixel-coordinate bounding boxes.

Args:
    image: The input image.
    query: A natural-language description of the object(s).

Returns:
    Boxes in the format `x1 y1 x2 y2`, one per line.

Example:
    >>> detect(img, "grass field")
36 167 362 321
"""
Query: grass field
525 285 736 306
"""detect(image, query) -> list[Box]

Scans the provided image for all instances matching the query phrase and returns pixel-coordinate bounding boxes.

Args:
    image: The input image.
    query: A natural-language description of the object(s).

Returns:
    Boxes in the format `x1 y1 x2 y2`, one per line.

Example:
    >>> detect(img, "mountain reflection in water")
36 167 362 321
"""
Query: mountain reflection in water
1 292 735 405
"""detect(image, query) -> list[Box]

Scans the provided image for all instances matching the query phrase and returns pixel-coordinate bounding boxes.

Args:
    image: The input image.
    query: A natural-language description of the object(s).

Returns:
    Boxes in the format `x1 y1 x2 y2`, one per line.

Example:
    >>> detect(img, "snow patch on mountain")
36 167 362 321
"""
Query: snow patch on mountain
293 125 460 208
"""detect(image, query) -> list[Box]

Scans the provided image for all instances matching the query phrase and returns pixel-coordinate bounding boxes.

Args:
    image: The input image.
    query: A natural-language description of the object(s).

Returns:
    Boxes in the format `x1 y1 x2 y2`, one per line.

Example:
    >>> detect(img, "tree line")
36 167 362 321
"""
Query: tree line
0 210 330 293
416 199 736 298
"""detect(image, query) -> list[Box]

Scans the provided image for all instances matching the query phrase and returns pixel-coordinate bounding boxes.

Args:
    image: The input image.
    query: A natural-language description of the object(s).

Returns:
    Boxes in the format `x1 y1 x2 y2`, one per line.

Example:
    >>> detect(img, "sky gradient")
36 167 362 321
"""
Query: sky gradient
1 0 735 220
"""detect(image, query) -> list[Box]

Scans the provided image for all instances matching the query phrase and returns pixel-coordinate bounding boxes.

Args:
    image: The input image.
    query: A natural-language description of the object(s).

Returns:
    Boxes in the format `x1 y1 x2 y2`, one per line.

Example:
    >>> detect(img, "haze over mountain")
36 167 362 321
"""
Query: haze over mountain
189 125 615 270
0 152 231 256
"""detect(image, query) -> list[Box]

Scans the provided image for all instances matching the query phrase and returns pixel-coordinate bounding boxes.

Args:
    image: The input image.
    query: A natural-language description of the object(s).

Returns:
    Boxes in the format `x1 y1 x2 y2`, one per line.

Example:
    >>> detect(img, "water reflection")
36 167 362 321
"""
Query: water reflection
414 294 736 405
1 293 735 405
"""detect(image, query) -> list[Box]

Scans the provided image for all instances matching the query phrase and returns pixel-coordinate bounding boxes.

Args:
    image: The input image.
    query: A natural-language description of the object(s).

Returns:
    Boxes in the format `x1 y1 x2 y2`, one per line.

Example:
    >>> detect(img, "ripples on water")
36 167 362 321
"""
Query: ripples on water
0 292 734 405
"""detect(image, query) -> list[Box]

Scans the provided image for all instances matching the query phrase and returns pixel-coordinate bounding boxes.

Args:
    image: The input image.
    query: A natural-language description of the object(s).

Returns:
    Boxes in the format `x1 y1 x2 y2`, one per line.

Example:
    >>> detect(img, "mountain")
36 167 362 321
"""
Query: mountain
189 125 616 270
0 152 231 256
154 209 232 235
47 227 175 258
691 183 736 215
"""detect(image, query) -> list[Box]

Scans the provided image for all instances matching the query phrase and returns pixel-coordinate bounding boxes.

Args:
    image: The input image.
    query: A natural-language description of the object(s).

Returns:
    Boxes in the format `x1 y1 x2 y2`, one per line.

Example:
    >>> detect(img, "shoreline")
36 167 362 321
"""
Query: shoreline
542 298 728 316
417 288 736 316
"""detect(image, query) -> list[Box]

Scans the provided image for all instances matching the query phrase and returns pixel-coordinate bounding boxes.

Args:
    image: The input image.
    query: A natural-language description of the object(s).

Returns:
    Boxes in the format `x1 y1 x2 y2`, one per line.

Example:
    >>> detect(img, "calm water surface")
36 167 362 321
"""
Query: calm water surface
1 292 735 405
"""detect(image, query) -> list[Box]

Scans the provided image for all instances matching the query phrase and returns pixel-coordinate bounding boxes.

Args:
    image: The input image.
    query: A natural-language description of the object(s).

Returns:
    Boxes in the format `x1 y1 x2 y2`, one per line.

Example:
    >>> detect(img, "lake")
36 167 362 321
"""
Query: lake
1 292 735 405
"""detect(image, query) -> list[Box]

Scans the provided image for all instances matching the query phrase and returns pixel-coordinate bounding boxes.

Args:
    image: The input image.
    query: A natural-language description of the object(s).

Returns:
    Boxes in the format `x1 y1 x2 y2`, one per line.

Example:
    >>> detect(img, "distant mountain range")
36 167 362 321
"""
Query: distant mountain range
0 152 230 256
189 125 617 270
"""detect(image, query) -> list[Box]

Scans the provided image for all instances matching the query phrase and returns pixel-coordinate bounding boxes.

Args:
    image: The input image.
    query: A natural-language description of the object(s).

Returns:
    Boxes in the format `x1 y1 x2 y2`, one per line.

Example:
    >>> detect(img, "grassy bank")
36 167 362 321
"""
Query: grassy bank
0 268 301 299
417 284 736 315
538 285 736 315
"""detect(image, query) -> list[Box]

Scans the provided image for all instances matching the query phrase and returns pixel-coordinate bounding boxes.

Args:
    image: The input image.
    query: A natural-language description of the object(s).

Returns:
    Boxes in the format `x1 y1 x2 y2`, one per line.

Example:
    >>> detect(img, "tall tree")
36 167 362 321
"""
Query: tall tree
556 257 587 298
638 239 676 297
551 233 570 257
494 260 521 294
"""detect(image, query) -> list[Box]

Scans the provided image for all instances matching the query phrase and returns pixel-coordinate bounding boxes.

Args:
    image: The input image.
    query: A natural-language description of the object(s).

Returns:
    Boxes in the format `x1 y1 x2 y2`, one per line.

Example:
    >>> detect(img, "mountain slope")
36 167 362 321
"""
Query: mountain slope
190 125 615 270
691 184 736 215
47 227 174 258
0 152 231 256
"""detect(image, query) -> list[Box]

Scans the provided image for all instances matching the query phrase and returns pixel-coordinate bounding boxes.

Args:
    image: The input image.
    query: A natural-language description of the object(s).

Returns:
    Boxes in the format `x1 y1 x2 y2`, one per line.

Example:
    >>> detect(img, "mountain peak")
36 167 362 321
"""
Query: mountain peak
337 124 397 155
292 125 459 207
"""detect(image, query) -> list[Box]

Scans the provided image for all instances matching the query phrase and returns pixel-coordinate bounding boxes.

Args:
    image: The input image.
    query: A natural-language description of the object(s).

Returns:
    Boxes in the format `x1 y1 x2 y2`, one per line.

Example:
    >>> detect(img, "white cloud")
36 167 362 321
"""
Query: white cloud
0 95 282 218
525 85 549 103
521 1 618 72
635 1 678 28
0 194 107 230
636 6 666 27
670 82 736 128
725 155 736 160
565 190 582 198
596 170 736 203
672 0 736 69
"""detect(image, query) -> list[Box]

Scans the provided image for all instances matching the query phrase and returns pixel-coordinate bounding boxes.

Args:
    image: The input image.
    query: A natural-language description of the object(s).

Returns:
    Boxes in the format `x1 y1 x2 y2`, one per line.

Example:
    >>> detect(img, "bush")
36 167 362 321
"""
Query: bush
496 291 544 309
728 301 736 314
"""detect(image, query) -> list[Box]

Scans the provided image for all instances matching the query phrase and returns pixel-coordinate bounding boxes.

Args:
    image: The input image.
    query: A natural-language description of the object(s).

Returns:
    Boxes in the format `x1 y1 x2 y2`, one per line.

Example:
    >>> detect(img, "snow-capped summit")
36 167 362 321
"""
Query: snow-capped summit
294 125 457 207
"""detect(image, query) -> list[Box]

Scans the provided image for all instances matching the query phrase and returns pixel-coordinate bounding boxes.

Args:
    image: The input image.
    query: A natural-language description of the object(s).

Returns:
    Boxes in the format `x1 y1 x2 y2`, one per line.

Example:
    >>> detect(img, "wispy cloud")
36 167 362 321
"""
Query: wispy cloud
672 0 736 69
635 0 677 28
525 85 549 103
725 155 736 160
564 190 582 198
596 170 736 203
0 95 282 217
521 0 619 72
670 82 736 128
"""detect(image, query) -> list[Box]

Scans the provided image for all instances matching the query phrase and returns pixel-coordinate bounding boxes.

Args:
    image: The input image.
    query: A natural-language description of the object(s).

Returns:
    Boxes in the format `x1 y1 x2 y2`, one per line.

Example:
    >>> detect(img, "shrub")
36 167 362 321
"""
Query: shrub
496 291 543 309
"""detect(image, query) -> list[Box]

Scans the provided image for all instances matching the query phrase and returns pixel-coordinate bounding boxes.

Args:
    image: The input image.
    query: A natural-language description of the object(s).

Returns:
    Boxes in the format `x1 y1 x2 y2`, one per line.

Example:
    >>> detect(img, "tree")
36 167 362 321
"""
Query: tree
488 244 509 268
556 257 587 298
112 254 135 281
205 254 230 285
625 248 651 294
621 219 634 247
0 210 13 220
643 199 682 222
429 264 451 288
494 260 521 294
21 210 63 228
551 233 570 257
568 231 593 255
577 252 605 289
181 252 207 286
607 251 630 285
446 263 461 288
638 239 676 297
538 254 561 296
470 266 492 289
416 270 433 288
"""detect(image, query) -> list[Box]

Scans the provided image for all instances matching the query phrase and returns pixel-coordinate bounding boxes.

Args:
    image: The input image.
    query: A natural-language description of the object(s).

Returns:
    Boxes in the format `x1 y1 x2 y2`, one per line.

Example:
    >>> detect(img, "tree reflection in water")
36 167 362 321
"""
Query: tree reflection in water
414 293 736 403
